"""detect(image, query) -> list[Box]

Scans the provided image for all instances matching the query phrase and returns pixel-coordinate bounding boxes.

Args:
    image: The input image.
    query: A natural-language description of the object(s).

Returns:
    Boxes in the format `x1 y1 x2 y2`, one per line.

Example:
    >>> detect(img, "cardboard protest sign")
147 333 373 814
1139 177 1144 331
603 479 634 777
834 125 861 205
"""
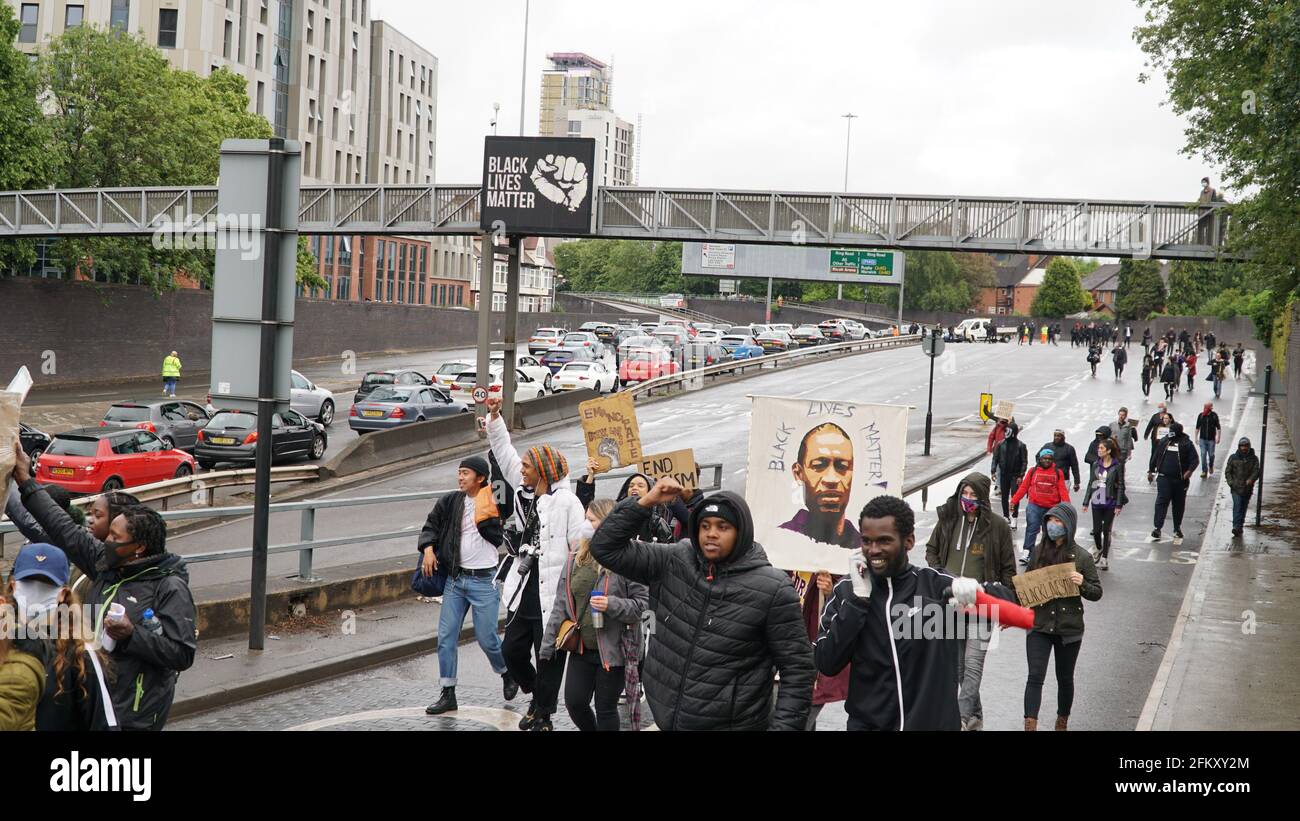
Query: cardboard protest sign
0 390 21 505
1012 562 1080 608
639 449 698 494
994 400 1016 421
746 396 909 572
579 392 642 472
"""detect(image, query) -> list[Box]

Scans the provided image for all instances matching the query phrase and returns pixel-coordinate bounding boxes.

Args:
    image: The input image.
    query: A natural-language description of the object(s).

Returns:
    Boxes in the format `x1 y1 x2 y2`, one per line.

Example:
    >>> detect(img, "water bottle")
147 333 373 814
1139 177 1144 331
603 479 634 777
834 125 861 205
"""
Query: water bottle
141 608 164 636
590 591 604 630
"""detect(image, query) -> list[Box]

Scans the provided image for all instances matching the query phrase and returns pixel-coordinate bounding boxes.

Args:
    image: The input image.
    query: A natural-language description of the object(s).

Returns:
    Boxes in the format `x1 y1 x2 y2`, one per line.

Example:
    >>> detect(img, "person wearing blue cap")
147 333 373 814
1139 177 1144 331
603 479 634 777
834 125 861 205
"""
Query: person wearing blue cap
6 543 118 730
0 545 53 730
9 443 196 730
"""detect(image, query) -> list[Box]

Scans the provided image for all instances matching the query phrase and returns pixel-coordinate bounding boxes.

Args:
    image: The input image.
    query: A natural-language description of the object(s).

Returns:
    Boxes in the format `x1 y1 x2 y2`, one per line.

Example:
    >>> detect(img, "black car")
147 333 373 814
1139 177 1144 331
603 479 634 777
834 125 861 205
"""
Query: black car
790 326 826 347
194 409 327 469
19 421 52 463
355 369 433 401
99 400 212 452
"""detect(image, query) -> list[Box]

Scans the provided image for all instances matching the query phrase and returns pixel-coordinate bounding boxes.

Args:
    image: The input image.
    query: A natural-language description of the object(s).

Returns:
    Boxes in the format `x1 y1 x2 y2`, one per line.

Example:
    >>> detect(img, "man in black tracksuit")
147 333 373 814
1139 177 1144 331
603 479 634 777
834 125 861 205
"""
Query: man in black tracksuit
1148 421 1199 540
816 495 1017 731
1040 430 1081 492
12 447 196 731
590 477 813 730
990 424 1028 521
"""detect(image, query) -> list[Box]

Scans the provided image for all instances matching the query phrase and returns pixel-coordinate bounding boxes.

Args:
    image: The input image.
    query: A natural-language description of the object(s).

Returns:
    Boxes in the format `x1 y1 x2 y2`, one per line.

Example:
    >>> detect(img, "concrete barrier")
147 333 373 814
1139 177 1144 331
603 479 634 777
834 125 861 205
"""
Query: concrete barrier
512 389 597 430
322 412 480 478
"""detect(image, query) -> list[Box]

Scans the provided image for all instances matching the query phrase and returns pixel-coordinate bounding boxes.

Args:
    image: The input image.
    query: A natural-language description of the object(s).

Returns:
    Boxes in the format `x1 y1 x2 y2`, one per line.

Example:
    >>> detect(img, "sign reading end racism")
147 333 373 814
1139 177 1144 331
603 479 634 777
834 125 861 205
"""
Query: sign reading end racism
481 136 597 237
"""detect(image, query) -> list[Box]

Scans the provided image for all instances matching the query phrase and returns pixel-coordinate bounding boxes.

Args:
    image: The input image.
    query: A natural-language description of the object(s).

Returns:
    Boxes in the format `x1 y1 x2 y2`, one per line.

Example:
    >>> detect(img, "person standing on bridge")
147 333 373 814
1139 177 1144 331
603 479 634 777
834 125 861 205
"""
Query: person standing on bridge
925 474 1017 730
482 396 586 731
161 351 181 398
1010 448 1072 565
421 455 513 717
591 477 814 730
1022 503 1102 731
991 423 1028 526
1148 421 1198 542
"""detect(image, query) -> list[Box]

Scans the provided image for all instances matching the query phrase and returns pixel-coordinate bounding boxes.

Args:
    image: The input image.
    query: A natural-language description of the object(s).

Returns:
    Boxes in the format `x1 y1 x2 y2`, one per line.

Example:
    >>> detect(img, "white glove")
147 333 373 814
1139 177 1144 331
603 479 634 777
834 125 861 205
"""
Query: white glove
848 552 872 600
950 577 980 608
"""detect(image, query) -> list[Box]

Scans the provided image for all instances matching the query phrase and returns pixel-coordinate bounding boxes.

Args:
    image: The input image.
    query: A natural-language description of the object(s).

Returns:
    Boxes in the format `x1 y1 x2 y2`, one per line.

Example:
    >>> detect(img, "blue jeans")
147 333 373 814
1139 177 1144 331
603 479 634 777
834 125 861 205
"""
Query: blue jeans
1231 491 1250 531
163 377 177 395
437 573 508 687
1023 503 1048 557
1200 439 1216 473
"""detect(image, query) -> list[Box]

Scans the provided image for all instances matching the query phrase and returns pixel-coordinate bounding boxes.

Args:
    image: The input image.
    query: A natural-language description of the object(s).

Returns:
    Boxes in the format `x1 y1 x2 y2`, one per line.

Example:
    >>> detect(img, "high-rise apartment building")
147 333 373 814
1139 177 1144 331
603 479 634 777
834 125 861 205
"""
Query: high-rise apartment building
539 51 636 187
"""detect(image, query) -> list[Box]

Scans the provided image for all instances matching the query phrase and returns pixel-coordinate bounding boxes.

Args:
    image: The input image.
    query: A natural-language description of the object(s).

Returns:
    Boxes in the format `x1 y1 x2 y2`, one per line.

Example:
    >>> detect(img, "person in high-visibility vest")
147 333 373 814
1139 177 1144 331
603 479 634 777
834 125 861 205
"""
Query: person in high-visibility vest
162 351 182 397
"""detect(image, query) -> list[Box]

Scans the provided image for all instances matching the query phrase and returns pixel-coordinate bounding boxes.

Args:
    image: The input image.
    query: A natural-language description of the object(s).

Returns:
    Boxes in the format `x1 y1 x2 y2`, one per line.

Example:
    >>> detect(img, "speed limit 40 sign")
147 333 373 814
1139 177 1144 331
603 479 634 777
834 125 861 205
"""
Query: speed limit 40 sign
471 386 489 404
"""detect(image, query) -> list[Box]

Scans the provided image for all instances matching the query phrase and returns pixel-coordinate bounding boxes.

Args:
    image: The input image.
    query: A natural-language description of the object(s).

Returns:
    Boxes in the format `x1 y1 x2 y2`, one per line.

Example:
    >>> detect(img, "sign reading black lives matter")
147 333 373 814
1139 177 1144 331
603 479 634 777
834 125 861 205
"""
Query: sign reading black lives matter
481 136 597 237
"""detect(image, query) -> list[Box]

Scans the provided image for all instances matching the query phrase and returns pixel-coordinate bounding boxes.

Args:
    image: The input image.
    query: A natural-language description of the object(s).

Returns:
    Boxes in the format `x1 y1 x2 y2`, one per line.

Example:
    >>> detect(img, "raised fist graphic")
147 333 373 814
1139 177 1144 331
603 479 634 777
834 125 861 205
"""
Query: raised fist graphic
530 154 590 212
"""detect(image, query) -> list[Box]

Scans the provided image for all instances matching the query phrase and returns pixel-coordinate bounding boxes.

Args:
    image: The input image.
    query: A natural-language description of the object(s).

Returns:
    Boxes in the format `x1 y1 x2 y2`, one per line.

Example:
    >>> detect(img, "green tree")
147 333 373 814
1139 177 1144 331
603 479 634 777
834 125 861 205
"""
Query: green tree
1164 260 1224 315
901 251 975 312
0 5 51 275
1030 258 1090 317
1135 0 1300 341
1115 259 1166 319
297 236 326 291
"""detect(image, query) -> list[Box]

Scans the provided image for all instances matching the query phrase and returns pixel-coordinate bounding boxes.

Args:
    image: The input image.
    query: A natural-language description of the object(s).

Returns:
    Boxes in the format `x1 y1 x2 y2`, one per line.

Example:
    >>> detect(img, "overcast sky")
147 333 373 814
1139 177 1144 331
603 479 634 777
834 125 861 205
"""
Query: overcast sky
371 0 1217 202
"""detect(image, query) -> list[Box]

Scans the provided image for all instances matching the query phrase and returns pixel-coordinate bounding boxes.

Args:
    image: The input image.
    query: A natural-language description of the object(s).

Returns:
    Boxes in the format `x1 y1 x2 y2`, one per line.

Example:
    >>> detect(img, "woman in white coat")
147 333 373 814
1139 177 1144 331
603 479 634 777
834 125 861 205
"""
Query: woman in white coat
485 396 586 731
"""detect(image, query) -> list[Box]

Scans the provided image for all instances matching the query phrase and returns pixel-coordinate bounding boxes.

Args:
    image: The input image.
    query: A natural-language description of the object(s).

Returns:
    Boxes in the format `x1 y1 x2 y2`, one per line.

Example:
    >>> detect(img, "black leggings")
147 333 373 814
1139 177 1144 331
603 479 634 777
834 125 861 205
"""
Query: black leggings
1092 507 1116 557
1025 631 1083 719
502 614 543 694
564 649 624 731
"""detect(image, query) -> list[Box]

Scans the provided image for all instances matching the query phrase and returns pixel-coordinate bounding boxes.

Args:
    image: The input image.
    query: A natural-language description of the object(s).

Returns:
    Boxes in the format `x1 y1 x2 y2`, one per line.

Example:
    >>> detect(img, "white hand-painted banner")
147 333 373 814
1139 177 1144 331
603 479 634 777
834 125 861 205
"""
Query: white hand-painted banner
746 396 909 572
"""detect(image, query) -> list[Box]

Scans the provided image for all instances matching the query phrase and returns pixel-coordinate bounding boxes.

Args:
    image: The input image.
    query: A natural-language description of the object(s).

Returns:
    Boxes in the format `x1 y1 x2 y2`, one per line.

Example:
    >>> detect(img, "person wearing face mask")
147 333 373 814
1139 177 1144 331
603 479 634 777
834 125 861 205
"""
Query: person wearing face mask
1010 447 1072 565
1022 504 1102 731
483 396 586 732
1148 421 1199 541
990 423 1028 525
1224 438 1260 538
6 544 118 731
590 476 814 730
10 445 196 730
540 499 648 731
924 474 1017 730
817 495 1021 731
0 547 53 731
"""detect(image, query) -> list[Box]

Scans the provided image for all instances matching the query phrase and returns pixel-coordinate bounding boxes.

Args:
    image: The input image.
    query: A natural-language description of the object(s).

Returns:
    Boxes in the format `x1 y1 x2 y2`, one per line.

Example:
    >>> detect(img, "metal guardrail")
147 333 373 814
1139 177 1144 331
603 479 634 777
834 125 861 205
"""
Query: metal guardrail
627 334 920 399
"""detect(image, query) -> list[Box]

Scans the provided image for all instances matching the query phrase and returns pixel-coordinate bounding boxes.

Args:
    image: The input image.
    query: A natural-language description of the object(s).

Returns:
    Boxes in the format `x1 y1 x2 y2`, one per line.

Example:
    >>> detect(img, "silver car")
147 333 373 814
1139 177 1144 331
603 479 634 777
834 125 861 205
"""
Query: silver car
207 369 337 427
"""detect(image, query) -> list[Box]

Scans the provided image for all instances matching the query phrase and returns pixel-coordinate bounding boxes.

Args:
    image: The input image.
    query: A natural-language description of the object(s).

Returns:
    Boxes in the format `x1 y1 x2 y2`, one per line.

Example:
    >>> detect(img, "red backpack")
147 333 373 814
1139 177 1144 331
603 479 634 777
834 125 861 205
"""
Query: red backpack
1030 465 1063 500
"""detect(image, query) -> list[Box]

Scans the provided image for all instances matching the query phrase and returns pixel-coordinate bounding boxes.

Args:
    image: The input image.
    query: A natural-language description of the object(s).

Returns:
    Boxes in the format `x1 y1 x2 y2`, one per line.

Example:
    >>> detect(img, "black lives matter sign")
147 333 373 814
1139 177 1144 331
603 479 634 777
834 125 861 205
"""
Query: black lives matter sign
480 136 597 237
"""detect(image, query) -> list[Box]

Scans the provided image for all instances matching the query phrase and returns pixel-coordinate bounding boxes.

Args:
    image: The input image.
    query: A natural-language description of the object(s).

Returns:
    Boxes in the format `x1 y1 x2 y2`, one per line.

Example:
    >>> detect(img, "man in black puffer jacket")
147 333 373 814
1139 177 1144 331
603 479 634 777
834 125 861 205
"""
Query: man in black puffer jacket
590 477 813 730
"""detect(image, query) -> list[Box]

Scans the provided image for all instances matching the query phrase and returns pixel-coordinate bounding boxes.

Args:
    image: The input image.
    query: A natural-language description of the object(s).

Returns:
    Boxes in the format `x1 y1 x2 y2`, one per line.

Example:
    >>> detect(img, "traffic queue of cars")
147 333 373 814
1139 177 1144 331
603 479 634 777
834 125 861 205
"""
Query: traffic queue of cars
29 314 876 495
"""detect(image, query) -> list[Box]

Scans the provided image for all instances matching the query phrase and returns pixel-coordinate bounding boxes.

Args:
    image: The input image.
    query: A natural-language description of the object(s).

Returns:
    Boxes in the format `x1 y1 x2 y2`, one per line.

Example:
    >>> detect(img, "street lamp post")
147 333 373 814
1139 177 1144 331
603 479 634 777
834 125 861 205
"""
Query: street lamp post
492 102 500 136
840 113 857 301
519 0 530 135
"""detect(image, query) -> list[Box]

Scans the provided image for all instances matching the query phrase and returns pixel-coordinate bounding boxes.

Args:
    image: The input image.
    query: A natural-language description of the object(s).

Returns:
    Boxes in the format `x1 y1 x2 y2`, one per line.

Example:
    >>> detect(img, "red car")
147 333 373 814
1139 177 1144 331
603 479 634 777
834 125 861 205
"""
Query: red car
619 347 681 383
35 428 196 494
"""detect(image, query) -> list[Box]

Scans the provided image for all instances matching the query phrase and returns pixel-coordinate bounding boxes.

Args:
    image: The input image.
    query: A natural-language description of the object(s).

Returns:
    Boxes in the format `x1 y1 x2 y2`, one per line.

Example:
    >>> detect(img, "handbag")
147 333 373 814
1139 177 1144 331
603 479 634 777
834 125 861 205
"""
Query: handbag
555 571 607 653
411 551 447 597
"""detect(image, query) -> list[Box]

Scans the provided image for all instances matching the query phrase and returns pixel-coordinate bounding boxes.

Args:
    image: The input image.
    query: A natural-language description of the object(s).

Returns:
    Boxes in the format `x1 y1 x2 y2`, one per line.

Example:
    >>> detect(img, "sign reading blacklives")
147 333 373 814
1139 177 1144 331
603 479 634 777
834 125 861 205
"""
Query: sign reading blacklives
481 136 597 237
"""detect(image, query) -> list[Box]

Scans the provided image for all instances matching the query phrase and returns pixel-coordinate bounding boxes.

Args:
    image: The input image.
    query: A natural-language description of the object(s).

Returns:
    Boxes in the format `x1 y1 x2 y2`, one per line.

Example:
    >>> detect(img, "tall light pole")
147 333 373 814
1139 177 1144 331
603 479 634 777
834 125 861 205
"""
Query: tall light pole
841 113 857 192
519 0 530 135
492 102 500 135
840 113 858 301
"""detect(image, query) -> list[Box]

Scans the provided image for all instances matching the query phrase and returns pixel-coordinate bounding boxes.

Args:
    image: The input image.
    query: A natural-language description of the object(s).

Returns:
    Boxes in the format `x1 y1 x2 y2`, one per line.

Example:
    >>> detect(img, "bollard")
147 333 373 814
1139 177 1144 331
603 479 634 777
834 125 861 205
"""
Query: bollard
298 506 319 582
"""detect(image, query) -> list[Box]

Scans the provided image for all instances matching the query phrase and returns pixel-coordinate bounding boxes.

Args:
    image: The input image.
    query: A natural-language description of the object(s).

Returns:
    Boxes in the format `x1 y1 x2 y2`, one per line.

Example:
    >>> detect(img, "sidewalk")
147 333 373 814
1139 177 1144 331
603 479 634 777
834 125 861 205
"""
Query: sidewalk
1138 394 1300 730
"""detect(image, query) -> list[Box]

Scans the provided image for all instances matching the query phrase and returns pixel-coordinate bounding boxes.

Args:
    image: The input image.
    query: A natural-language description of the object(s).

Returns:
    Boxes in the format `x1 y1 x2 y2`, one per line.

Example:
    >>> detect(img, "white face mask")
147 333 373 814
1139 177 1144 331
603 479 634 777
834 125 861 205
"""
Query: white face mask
578 521 596 542
13 579 63 622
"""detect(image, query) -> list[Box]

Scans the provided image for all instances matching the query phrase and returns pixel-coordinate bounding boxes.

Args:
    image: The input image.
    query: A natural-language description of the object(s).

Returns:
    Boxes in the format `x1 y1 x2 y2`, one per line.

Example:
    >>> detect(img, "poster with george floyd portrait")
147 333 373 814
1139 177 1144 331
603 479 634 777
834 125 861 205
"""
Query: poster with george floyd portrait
746 396 909 573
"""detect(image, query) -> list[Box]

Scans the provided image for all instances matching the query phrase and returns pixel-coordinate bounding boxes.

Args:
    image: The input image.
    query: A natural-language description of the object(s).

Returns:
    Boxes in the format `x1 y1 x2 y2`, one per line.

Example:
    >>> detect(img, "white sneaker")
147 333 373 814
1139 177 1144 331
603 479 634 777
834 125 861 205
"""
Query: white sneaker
1099 557 1109 570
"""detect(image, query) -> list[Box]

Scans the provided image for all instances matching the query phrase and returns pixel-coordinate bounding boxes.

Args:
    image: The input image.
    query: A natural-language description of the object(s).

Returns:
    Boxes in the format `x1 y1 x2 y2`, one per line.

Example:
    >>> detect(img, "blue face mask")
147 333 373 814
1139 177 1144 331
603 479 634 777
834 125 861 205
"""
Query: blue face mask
1046 521 1068 541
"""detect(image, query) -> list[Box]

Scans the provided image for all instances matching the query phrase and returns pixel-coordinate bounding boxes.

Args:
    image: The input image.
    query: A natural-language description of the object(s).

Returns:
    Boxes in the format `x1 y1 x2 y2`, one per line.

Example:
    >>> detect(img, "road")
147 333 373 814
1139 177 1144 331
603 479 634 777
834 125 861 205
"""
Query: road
174 340 1253 732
